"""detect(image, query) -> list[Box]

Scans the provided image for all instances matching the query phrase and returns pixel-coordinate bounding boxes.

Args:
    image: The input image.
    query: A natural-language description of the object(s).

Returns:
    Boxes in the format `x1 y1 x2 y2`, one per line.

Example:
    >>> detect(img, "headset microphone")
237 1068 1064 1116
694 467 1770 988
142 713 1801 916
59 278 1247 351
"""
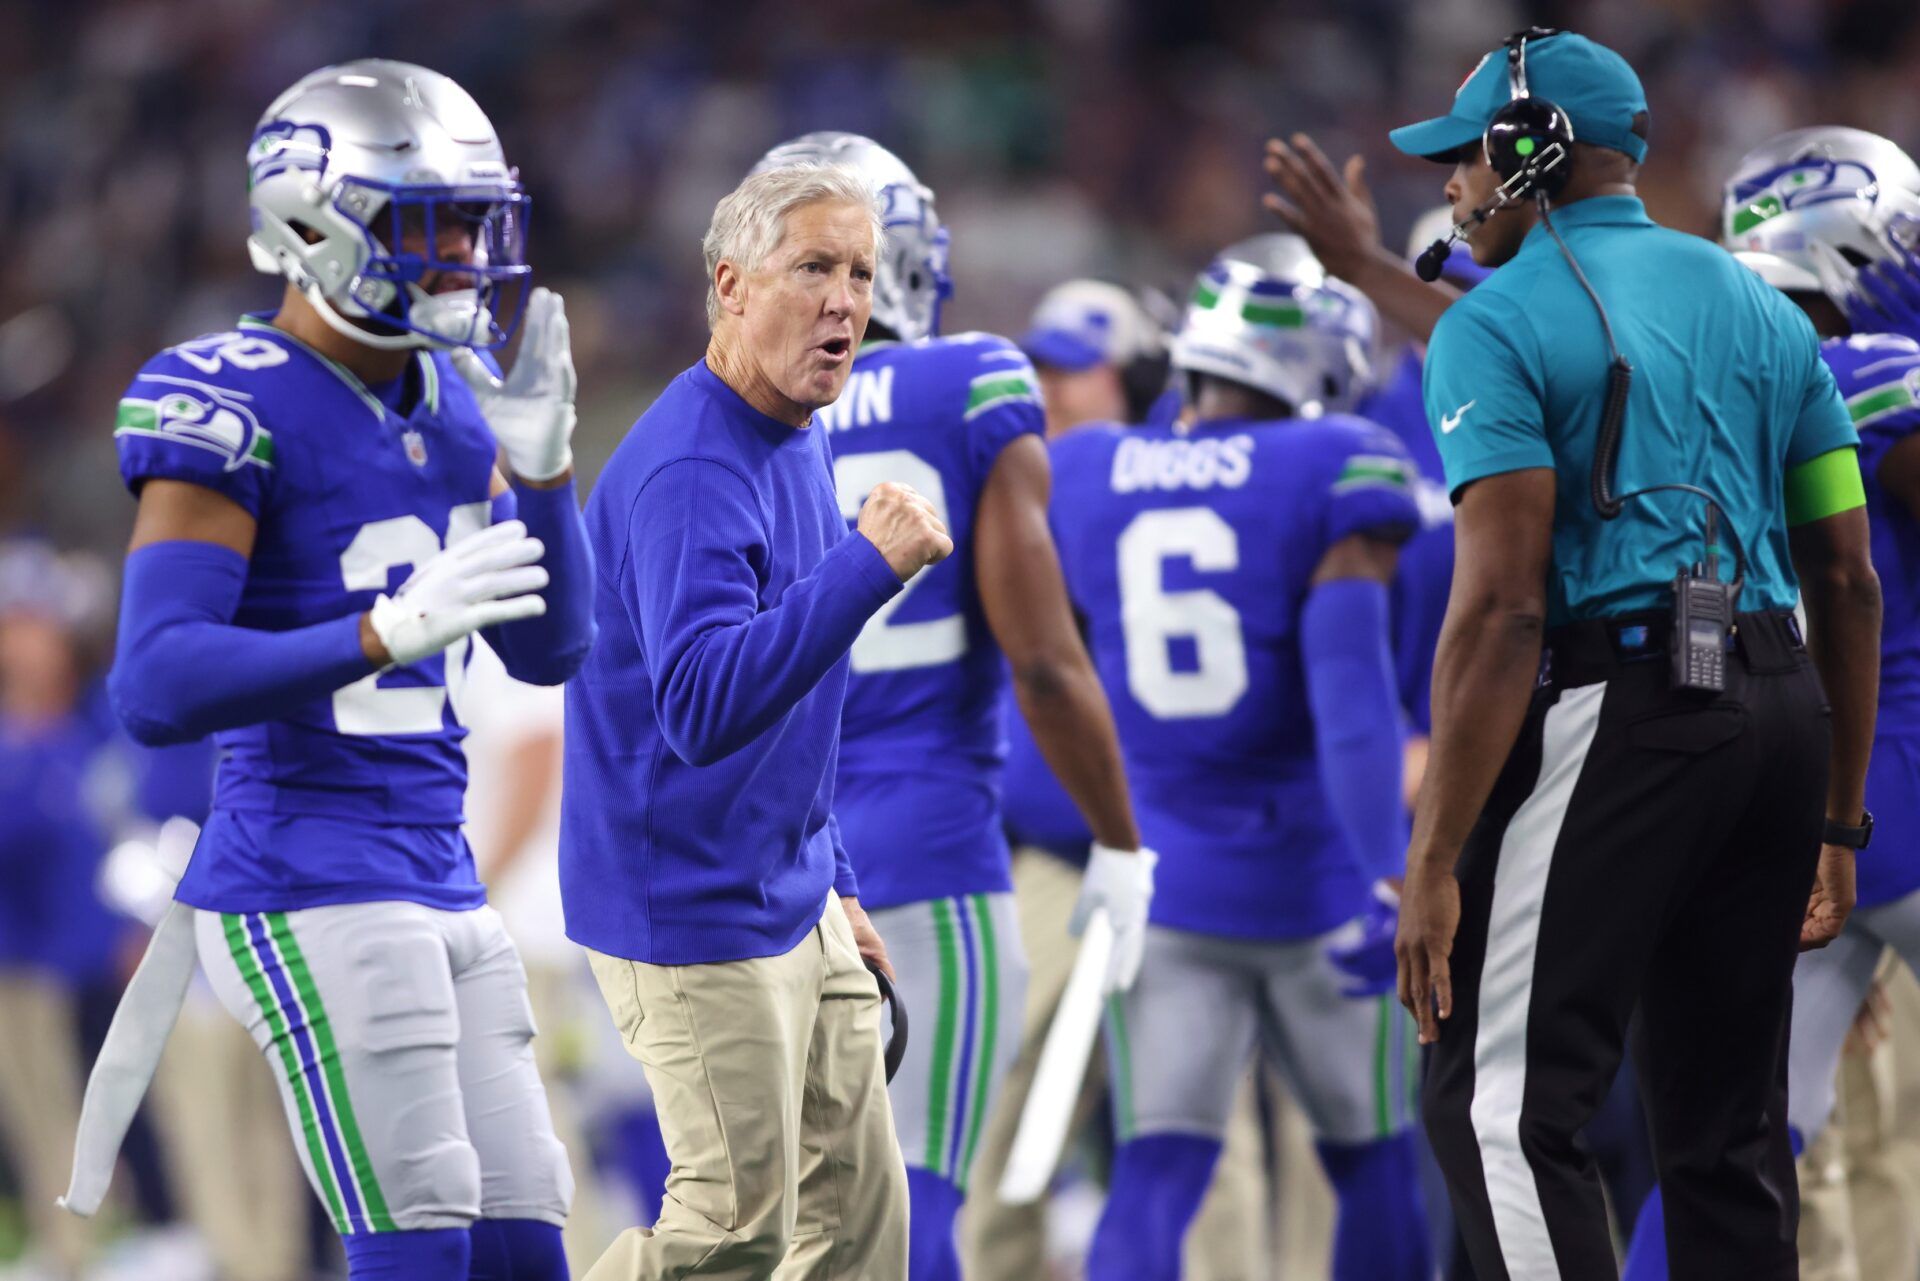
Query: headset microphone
1414 165 1560 281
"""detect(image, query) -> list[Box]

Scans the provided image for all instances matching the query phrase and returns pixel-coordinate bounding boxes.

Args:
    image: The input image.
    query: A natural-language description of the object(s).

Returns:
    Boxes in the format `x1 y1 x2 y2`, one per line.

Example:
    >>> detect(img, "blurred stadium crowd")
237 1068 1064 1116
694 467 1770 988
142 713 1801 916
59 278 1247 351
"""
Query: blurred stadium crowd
6 0 1920 1278
4 0 1920 558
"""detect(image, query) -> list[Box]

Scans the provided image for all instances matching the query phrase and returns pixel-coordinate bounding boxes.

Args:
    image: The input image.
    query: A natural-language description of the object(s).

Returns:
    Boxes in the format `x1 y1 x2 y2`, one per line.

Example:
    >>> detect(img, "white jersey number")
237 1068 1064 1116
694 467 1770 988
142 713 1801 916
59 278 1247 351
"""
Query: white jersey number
833 449 966 673
172 333 292 375
1116 507 1249 718
332 502 491 735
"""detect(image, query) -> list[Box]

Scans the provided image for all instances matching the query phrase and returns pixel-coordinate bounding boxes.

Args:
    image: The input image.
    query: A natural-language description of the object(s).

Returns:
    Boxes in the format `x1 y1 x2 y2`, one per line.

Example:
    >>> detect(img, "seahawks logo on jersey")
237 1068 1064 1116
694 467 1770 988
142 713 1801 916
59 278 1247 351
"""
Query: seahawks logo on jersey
115 378 274 473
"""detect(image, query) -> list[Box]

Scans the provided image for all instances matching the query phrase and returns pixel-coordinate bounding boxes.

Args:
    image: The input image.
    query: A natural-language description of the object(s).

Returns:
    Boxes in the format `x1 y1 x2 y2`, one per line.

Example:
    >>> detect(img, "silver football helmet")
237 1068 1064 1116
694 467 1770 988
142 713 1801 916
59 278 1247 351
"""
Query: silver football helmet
1171 234 1378 417
752 132 951 342
1723 126 1920 308
246 60 530 351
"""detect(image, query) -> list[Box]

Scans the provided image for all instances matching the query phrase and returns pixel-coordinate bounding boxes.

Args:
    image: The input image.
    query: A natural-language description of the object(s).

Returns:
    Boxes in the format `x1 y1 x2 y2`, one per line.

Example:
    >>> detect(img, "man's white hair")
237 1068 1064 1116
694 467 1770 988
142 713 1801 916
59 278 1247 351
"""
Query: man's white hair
702 163 885 330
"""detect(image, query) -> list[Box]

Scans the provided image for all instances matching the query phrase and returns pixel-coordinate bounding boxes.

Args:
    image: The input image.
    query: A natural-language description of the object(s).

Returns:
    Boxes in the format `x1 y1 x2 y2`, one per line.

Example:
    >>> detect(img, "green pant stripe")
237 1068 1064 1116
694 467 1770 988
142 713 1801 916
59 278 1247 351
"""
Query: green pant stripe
1106 995 1135 1142
925 898 963 1175
1404 1003 1420 1123
223 914 349 1233
265 914 395 1231
1374 994 1393 1138
957 894 1001 1188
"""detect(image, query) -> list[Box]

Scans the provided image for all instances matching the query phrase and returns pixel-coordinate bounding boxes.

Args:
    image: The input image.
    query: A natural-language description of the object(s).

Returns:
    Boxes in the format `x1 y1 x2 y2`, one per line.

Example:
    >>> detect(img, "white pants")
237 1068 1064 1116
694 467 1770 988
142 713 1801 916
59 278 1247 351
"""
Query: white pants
196 901 572 1235
868 893 1028 1189
1107 924 1416 1145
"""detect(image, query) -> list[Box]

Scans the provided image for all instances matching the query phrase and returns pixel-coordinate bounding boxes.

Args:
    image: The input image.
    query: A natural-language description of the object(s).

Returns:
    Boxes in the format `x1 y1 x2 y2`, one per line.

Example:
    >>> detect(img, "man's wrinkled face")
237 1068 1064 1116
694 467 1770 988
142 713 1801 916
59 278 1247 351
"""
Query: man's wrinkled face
738 200 876 412
1446 147 1531 269
1037 363 1127 438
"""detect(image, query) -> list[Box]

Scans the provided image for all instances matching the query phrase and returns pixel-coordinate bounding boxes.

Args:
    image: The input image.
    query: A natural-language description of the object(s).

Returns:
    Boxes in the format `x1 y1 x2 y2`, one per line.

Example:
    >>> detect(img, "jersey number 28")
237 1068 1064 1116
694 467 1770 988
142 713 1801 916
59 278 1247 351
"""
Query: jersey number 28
333 502 491 735
1117 507 1248 718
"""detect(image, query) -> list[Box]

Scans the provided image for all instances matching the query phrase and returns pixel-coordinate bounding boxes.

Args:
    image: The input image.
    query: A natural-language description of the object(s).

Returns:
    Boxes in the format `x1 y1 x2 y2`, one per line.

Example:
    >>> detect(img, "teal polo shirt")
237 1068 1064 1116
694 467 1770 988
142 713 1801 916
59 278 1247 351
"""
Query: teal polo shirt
1422 195 1856 625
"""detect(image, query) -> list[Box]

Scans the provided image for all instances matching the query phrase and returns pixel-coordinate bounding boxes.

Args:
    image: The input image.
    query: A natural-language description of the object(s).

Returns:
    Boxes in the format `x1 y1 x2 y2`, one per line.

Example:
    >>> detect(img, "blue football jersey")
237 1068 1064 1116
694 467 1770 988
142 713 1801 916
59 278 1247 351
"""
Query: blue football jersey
1824 332 1920 908
820 334 1044 909
1361 346 1457 734
114 316 502 912
1049 414 1421 941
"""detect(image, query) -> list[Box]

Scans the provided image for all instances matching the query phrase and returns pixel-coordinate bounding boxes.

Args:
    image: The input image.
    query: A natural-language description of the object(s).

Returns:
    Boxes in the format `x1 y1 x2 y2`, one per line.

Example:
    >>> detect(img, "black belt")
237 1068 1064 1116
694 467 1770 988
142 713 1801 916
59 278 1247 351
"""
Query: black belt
1543 609 1804 688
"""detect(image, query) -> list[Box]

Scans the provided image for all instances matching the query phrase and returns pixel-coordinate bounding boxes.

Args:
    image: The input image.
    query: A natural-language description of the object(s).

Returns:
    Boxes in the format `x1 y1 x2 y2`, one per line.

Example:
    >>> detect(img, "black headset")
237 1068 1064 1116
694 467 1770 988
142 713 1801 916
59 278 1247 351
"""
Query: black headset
1485 27 1576 200
1414 27 1576 282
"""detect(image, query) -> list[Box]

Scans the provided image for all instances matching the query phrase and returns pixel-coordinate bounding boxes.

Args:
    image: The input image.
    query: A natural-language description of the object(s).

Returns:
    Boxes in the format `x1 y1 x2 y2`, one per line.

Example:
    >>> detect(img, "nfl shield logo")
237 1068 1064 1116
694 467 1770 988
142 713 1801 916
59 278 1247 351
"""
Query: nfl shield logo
402 430 428 467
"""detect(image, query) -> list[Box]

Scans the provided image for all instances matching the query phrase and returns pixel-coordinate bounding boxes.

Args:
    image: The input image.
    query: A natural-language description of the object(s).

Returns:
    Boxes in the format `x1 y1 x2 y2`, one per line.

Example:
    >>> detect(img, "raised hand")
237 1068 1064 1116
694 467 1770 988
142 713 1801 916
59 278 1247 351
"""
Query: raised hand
856 481 954 580
452 287 578 483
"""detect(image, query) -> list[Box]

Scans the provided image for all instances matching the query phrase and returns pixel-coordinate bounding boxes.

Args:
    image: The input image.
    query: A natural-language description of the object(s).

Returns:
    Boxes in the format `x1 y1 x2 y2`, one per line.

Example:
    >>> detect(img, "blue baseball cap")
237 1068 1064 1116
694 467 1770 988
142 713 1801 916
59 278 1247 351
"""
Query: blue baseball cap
1019 280 1161 372
1389 31 1649 164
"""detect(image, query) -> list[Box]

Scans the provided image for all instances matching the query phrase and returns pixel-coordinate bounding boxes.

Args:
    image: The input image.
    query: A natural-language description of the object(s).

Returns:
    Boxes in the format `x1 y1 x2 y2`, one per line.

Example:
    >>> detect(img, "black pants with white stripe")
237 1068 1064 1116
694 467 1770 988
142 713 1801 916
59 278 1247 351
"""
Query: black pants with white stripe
1424 612 1827 1281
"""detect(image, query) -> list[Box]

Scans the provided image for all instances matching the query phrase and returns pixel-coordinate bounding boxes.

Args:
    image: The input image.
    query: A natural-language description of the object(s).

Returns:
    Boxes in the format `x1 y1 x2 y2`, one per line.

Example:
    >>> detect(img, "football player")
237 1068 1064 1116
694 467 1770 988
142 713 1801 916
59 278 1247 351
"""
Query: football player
1050 235 1431 1281
1621 126 1920 1281
751 133 1154 1281
103 61 594 1281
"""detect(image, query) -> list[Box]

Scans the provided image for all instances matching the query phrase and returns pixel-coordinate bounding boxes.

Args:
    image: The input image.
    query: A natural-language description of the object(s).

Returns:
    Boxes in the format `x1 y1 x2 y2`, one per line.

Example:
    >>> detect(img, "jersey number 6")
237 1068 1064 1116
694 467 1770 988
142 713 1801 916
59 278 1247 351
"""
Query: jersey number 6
1116 507 1249 719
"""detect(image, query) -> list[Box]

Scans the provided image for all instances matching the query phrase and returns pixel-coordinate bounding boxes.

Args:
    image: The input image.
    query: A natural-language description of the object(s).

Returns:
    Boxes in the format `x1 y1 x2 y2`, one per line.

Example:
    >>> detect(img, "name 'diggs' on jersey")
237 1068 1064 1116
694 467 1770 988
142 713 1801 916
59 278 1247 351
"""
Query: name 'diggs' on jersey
1050 415 1420 941
115 318 504 910
816 334 1045 909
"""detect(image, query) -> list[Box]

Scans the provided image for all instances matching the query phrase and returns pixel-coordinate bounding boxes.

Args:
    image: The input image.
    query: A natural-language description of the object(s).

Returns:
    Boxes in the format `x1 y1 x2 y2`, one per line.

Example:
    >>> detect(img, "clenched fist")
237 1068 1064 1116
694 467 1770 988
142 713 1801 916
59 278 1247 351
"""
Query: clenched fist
857 481 953 580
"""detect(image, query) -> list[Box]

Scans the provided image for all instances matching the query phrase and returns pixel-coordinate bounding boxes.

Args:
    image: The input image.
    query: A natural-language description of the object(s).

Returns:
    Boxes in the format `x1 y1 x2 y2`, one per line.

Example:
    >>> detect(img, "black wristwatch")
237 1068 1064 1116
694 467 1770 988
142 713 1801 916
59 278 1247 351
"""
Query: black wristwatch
1824 811 1874 850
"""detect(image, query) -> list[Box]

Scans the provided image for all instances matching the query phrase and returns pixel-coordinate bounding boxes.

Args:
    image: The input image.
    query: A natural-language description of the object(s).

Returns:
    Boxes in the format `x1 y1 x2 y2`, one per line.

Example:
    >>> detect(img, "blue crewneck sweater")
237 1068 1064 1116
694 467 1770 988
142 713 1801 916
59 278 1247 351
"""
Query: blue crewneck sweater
561 359 903 964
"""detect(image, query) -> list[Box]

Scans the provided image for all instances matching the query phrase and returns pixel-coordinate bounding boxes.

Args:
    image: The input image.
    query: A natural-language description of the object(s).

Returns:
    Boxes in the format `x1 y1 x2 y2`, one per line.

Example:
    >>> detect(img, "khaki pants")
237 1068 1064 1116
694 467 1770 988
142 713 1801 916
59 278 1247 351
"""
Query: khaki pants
585 897 908 1280
153 996 307 1281
1798 955 1920 1281
0 973 90 1275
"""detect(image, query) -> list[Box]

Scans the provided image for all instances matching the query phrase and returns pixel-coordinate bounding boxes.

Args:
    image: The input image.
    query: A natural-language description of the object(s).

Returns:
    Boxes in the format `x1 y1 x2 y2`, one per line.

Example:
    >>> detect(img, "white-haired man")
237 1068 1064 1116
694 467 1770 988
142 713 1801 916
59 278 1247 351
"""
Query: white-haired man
561 164 949 1279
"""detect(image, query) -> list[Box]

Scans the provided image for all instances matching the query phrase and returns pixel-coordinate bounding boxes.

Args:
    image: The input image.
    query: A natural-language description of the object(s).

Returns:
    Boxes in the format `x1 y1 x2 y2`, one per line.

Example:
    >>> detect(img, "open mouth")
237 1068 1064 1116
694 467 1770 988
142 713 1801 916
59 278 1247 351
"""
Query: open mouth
817 337 851 361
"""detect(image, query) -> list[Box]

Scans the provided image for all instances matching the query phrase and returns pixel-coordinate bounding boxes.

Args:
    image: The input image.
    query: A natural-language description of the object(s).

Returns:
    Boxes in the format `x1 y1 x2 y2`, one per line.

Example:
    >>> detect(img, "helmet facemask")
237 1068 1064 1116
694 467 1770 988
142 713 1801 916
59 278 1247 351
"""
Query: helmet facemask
243 63 534 354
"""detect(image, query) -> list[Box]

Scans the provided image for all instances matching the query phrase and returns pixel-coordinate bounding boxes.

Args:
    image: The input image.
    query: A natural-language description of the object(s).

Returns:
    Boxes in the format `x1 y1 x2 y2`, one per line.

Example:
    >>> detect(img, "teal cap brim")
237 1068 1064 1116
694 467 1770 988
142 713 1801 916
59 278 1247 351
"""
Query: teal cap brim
1389 114 1485 161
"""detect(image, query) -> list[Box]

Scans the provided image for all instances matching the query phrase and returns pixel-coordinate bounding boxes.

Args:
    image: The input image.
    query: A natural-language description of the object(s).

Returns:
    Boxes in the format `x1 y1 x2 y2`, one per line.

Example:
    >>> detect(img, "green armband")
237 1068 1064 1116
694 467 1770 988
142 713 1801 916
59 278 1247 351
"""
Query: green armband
1785 447 1866 526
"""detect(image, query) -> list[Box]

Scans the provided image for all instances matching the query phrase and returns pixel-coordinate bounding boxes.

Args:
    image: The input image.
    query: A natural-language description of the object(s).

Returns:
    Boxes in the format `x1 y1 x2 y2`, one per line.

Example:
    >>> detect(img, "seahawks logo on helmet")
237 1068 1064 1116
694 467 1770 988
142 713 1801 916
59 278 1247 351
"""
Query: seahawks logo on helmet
115 380 274 472
1727 158 1880 238
248 121 332 188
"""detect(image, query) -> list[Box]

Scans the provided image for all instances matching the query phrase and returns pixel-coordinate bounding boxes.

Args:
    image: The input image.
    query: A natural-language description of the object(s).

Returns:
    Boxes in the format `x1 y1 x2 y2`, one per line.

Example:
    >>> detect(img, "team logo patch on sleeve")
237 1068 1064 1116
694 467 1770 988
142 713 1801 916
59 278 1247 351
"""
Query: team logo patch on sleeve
116 377 274 472
1333 454 1414 493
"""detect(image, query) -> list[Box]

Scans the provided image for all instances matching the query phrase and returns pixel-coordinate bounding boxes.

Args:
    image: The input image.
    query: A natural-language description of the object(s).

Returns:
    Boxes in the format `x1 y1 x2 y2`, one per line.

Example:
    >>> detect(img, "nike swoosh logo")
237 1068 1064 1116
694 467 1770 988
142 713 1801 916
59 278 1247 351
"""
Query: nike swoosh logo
1440 399 1477 434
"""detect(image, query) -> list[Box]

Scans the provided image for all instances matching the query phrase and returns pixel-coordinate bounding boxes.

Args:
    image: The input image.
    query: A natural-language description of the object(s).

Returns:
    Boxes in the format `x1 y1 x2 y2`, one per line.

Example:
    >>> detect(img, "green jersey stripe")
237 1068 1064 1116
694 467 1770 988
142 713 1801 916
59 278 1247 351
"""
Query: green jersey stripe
1106 994 1136 1143
925 898 964 1175
957 894 1001 1187
115 399 276 469
967 372 1039 412
1192 280 1222 310
266 914 395 1231
964 390 1042 422
1848 381 1918 426
115 400 159 433
222 914 349 1233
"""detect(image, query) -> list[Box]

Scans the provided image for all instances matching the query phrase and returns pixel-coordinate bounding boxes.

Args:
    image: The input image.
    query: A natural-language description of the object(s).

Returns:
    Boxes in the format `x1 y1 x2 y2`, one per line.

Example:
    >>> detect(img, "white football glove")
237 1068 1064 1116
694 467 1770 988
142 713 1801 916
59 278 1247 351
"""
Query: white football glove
1071 843 1158 995
368 520 548 668
451 287 577 483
